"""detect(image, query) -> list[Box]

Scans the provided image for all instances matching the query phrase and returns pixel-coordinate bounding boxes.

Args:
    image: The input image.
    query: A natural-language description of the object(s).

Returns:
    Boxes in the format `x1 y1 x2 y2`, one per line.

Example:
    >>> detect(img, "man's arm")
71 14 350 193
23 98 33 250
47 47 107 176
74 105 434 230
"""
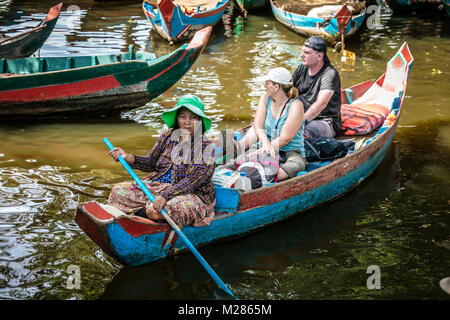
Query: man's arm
304 89 334 122
304 66 340 122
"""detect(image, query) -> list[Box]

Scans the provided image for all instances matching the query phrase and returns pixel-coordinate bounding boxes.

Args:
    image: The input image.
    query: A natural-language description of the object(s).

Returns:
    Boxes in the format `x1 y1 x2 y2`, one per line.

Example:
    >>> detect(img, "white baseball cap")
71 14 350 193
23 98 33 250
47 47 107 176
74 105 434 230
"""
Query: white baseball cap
259 67 293 85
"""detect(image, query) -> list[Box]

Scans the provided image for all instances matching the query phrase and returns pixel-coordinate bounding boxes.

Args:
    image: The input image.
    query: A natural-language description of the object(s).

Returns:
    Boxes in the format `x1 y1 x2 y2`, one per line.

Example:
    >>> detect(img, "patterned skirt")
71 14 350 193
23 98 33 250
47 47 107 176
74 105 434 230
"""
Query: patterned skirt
107 179 215 228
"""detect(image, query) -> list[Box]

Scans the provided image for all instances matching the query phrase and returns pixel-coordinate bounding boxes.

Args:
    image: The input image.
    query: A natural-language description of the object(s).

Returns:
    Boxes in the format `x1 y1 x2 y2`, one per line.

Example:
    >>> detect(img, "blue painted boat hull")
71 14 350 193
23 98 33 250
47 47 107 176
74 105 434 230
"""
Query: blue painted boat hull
270 0 366 43
143 0 230 43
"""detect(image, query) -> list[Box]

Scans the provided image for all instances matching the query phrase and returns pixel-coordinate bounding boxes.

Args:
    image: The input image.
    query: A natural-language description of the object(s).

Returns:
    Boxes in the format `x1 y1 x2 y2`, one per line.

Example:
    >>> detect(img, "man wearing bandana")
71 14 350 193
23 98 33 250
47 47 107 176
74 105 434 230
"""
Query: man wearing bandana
292 36 342 138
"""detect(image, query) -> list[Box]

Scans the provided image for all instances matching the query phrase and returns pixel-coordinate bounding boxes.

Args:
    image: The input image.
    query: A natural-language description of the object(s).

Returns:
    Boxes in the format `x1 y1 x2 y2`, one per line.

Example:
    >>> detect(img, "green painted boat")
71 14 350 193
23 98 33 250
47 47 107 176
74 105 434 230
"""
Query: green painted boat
0 27 212 120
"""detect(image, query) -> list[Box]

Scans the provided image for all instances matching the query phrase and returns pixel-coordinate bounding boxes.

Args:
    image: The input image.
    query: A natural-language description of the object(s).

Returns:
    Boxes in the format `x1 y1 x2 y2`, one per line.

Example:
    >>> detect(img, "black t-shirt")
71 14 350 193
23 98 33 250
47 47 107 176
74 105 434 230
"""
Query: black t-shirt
292 63 342 134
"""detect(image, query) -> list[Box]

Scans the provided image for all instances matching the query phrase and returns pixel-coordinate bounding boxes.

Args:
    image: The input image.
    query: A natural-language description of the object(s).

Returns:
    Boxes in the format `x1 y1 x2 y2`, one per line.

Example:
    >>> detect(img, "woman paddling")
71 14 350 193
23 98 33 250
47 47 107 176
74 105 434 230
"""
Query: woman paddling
107 94 216 227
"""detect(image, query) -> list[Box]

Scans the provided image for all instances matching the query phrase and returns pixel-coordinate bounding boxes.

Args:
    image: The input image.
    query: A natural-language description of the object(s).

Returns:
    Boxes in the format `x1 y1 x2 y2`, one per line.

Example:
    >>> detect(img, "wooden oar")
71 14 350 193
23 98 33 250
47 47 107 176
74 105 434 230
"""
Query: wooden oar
335 5 355 64
103 137 238 300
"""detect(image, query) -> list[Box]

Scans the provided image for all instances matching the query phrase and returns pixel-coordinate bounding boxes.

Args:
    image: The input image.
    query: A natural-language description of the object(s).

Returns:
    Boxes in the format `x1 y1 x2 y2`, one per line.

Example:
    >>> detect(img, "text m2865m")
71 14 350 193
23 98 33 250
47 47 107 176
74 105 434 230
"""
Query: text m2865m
222 304 271 315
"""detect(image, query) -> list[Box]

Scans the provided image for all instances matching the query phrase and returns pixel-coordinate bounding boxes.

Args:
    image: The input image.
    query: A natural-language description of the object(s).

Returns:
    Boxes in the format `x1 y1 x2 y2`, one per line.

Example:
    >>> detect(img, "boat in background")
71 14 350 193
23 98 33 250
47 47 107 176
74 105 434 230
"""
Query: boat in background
0 27 212 120
270 0 366 45
143 0 230 44
0 3 62 59
75 43 413 266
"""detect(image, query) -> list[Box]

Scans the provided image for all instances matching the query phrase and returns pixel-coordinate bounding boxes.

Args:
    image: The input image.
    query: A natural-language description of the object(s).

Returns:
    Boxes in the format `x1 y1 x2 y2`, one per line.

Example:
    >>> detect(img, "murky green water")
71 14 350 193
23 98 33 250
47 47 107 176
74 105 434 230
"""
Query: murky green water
0 1 449 300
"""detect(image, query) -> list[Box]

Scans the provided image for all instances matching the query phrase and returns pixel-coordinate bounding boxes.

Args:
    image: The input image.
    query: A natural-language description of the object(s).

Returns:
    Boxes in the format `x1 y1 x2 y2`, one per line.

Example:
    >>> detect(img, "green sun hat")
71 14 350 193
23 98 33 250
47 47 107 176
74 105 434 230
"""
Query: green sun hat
161 94 212 132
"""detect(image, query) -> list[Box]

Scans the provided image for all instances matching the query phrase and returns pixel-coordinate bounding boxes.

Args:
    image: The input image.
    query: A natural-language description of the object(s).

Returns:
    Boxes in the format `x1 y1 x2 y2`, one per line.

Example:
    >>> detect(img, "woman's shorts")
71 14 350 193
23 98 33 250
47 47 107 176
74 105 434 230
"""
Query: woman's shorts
279 150 307 178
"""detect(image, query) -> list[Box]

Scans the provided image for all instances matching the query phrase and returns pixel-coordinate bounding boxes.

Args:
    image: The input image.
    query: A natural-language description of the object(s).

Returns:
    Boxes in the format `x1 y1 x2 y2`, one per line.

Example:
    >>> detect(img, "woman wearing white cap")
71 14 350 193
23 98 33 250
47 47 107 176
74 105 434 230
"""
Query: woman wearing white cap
222 67 307 181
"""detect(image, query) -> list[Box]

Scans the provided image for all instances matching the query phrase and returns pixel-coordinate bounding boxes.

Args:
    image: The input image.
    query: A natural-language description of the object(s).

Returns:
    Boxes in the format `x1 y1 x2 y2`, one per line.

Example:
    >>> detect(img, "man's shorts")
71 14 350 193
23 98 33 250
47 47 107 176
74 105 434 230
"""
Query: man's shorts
304 119 335 138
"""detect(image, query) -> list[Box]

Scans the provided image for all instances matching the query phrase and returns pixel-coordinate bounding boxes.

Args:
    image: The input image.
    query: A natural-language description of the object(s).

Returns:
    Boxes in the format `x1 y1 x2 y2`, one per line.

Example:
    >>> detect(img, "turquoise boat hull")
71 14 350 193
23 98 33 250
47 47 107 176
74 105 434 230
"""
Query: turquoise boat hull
143 0 230 43
270 0 366 43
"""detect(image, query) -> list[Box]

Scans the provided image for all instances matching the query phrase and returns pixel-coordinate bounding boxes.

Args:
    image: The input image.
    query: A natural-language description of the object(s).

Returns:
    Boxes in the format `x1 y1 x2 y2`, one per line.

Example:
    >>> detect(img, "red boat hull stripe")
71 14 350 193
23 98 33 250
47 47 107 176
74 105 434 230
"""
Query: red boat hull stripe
0 75 121 102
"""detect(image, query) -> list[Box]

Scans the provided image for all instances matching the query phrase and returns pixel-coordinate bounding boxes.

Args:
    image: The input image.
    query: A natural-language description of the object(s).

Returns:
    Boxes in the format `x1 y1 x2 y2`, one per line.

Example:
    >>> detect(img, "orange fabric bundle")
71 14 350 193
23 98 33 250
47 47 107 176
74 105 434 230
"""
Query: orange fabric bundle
341 103 390 136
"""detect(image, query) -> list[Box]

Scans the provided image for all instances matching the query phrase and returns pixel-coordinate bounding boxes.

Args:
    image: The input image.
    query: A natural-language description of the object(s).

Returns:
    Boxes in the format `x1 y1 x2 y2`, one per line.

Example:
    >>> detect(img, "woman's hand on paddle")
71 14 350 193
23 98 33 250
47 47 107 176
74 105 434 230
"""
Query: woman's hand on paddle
109 147 134 165
152 196 167 213
145 196 166 220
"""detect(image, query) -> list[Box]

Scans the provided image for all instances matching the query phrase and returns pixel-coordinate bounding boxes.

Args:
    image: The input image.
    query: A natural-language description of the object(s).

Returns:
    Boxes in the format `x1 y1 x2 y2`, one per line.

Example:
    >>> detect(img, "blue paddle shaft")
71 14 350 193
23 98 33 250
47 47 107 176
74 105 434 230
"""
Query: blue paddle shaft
103 137 237 300
103 138 156 202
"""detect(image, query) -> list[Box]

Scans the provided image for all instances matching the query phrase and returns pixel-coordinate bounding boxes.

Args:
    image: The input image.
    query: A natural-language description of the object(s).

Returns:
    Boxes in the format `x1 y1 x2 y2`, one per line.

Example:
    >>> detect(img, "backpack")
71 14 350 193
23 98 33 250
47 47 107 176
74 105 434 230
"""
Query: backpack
236 153 279 189
304 137 355 162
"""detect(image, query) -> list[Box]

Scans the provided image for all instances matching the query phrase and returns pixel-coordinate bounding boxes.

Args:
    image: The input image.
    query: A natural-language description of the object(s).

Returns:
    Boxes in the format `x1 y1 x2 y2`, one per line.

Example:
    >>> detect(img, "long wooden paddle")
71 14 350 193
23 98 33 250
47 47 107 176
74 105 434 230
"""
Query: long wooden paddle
336 5 355 64
103 137 238 300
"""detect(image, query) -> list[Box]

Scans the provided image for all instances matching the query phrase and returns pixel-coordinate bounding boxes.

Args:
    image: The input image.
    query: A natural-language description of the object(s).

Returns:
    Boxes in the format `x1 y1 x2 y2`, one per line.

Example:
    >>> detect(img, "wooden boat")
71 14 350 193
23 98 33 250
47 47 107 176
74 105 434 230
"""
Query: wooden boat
75 43 413 267
0 3 62 59
233 0 269 12
142 0 230 43
269 0 366 44
0 27 212 120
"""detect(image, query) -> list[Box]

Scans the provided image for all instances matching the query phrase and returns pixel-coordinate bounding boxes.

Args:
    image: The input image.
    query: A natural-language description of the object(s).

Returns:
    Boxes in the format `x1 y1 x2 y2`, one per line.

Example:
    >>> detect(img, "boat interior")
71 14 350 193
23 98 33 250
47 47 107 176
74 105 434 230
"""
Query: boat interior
211 45 411 216
144 0 227 14
272 0 366 16
0 45 157 75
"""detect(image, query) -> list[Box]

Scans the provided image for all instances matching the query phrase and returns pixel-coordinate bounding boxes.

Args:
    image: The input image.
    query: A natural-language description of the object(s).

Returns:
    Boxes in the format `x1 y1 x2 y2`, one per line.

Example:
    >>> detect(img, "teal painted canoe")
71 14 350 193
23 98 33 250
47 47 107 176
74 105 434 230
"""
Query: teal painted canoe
75 43 413 266
0 27 212 119
143 0 230 43
270 0 366 43
0 3 62 59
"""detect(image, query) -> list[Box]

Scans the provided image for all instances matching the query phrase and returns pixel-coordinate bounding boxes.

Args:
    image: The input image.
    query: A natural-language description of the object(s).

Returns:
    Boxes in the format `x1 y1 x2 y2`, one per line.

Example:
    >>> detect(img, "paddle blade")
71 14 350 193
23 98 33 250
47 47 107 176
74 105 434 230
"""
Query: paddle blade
341 49 356 64
336 5 351 35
